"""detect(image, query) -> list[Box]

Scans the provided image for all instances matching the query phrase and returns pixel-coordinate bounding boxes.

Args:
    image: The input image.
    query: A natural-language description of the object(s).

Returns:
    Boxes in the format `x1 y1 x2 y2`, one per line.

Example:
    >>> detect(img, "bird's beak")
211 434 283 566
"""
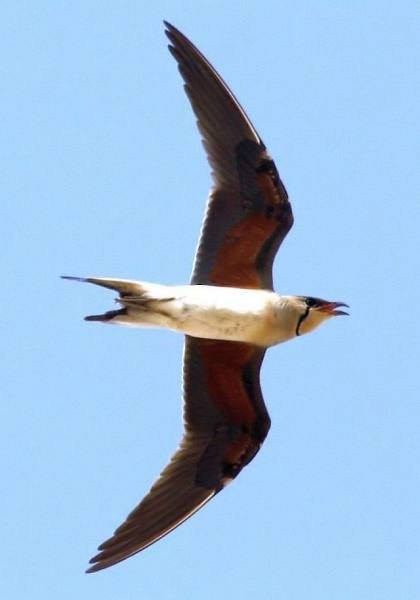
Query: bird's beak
314 301 349 316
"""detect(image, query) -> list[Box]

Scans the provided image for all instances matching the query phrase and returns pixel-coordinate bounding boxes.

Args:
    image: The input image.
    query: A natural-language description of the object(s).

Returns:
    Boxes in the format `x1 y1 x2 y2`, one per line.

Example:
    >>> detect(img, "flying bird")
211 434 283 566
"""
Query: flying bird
63 21 348 573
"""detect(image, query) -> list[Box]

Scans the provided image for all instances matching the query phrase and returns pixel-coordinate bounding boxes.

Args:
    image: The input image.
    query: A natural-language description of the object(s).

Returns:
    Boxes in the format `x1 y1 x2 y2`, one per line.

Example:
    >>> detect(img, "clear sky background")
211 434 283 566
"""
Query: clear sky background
2 1 419 599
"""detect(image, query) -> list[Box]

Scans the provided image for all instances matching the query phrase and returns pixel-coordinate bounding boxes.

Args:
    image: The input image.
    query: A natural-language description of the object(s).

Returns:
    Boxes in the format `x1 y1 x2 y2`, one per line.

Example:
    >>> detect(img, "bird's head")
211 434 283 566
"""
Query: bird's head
295 296 349 336
282 295 349 338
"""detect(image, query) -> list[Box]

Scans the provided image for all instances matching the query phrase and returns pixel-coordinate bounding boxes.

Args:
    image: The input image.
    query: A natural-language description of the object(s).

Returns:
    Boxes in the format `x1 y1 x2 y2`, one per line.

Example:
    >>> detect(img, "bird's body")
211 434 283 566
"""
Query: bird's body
64 22 347 573
76 277 318 346
111 283 286 346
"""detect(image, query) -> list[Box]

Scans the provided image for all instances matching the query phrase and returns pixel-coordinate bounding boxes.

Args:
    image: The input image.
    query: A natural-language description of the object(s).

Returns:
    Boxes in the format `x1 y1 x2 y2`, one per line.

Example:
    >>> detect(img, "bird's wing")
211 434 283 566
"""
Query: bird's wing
87 21 282 573
165 21 293 290
87 338 269 573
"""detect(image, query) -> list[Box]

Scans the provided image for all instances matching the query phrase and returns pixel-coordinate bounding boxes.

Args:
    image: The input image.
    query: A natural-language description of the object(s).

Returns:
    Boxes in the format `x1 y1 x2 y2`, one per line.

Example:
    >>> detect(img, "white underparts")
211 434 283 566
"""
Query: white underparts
110 283 301 347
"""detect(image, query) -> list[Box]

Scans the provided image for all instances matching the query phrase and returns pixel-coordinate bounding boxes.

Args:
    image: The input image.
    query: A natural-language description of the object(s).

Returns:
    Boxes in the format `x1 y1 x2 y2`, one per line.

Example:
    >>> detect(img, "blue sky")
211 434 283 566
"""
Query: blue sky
2 1 419 598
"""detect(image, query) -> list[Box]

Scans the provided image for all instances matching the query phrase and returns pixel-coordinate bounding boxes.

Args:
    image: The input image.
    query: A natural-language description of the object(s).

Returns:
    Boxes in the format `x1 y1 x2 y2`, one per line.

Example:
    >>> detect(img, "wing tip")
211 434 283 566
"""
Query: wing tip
85 551 117 574
163 20 180 36
163 20 178 45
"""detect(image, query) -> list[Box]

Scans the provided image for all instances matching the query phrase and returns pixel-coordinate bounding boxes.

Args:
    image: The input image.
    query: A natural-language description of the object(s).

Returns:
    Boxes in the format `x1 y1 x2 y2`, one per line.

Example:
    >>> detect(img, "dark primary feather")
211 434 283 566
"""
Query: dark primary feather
86 432 215 572
164 21 293 290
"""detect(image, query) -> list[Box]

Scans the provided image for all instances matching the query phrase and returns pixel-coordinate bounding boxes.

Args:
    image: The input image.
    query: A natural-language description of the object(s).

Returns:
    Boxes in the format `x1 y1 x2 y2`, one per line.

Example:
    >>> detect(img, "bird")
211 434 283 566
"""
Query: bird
63 21 348 573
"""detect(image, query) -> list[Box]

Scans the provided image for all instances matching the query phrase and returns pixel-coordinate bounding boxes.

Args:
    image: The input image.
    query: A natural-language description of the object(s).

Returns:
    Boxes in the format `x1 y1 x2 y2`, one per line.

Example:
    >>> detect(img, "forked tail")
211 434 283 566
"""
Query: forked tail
61 276 174 326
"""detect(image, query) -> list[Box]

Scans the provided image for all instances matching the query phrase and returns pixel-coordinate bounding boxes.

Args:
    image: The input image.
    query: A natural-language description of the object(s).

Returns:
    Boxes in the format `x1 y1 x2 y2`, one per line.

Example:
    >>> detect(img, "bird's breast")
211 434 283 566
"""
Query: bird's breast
164 286 287 347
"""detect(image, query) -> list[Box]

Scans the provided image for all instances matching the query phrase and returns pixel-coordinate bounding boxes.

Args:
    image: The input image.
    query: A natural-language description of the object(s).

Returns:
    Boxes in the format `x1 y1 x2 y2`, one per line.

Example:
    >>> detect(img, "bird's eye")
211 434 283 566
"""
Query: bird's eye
305 297 318 307
295 306 310 336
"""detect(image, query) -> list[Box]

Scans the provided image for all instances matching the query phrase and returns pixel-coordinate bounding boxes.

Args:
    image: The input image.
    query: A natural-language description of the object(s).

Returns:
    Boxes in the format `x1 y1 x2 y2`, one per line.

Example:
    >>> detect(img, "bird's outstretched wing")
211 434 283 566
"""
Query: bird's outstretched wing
87 21 287 572
87 339 269 572
165 21 293 290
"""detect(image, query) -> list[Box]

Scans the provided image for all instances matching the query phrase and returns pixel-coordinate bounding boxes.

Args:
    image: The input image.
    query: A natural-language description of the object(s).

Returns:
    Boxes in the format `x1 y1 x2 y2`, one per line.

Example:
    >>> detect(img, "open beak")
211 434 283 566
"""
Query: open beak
314 301 349 316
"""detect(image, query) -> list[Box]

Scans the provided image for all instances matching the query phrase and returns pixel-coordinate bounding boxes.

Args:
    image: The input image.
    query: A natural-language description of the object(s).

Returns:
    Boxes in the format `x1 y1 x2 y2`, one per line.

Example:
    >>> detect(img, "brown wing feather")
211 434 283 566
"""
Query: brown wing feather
183 337 270 487
165 22 293 290
87 338 269 572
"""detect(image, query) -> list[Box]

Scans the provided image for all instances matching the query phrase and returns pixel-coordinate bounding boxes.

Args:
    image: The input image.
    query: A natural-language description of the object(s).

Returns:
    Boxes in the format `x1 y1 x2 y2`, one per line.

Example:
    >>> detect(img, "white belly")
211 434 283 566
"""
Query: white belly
151 285 284 347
